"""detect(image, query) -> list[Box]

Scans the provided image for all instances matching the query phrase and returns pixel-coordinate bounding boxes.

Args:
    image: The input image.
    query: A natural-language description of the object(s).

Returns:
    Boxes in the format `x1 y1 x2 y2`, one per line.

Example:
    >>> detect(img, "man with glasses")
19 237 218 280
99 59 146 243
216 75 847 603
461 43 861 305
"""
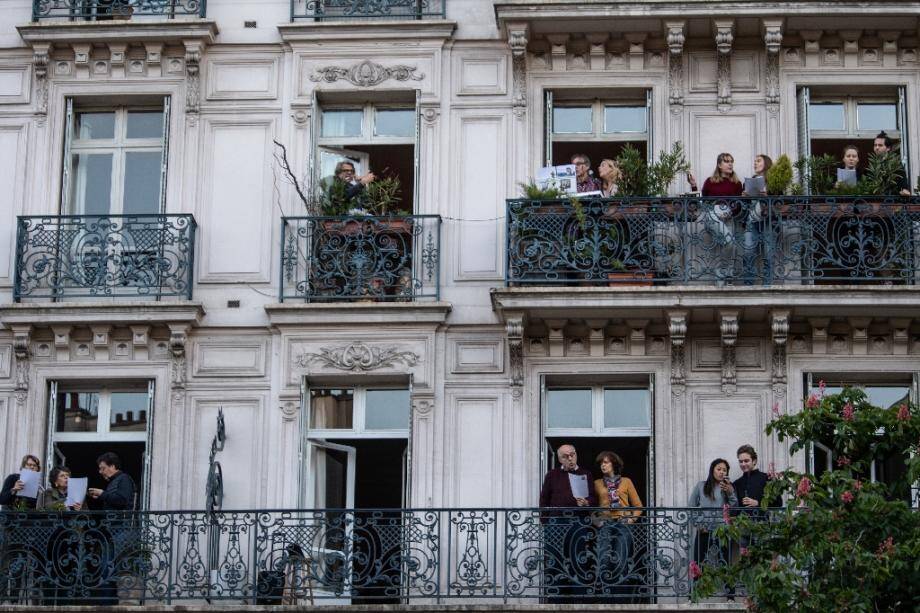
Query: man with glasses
332 160 376 203
539 444 597 602
571 154 601 193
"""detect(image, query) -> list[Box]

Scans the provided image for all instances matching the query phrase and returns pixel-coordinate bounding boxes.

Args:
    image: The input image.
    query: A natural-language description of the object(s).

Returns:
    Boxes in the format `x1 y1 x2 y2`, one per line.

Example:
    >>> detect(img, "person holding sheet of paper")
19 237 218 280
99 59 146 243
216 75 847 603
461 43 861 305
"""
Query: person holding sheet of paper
0 454 41 510
38 467 83 511
835 145 862 188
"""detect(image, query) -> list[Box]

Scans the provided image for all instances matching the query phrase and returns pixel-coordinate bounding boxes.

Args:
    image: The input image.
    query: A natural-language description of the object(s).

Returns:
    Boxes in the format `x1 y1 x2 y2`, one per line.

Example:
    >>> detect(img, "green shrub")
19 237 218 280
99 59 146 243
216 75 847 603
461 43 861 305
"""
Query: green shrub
765 154 793 195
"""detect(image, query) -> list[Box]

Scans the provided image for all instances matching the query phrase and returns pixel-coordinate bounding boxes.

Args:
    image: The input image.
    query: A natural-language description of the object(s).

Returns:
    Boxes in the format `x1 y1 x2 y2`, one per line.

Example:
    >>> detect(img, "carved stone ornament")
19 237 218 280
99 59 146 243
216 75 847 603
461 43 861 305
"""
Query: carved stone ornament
506 315 524 387
13 326 32 404
32 43 51 123
714 20 734 112
310 61 423 87
280 400 299 422
771 310 790 384
719 310 739 393
412 395 435 418
763 19 784 108
508 23 529 118
184 40 202 120
296 343 419 372
668 310 688 386
169 327 188 390
665 21 686 108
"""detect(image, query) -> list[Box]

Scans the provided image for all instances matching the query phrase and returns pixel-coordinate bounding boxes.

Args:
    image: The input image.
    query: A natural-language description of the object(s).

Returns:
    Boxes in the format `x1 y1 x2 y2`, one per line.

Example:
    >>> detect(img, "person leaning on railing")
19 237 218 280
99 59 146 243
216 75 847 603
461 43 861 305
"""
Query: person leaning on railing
592 451 643 601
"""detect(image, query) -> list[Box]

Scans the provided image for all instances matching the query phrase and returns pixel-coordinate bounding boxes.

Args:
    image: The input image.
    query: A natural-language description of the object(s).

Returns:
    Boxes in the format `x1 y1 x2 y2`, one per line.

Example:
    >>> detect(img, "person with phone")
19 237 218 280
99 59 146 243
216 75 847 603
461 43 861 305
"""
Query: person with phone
688 458 738 595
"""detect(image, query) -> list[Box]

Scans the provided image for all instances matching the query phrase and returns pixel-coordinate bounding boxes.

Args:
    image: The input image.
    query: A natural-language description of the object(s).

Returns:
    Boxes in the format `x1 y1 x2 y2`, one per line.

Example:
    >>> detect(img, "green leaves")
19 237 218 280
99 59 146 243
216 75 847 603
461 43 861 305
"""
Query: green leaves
615 141 690 197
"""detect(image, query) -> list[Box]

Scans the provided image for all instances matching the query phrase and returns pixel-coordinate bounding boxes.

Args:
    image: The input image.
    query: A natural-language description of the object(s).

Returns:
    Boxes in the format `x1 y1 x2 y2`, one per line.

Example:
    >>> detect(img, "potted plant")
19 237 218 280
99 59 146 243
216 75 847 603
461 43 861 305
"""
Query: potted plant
615 141 691 198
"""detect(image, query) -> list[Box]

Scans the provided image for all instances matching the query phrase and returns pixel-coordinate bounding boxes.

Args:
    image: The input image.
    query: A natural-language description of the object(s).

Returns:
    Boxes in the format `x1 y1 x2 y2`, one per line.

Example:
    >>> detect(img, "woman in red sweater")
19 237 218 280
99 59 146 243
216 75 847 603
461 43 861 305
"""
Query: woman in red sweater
690 152 743 196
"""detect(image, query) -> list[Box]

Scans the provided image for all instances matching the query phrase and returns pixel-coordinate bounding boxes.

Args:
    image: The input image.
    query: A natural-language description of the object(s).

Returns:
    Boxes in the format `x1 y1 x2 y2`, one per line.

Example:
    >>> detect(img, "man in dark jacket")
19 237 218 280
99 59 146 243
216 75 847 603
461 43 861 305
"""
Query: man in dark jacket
87 452 137 604
88 452 135 511
539 444 597 602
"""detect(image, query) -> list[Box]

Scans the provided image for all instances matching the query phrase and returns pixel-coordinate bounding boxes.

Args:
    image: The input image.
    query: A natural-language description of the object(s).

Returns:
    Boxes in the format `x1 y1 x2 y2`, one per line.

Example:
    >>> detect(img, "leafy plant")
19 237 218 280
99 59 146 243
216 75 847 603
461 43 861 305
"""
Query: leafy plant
615 142 690 197
693 388 920 611
765 154 794 195
862 151 907 196
792 154 838 195
362 175 404 215
519 180 565 200
318 177 351 216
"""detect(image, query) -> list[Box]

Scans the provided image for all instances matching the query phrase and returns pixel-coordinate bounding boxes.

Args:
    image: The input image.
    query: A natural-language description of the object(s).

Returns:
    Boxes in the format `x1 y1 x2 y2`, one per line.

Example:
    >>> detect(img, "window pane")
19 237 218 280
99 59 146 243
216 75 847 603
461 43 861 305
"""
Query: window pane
375 109 414 137
322 110 363 138
57 391 99 432
603 389 650 429
126 111 164 139
109 392 149 432
812 385 909 409
553 107 592 134
123 151 163 214
604 106 647 133
365 389 410 430
76 111 115 140
310 389 354 429
547 389 592 429
857 104 897 132
808 103 845 131
71 153 113 215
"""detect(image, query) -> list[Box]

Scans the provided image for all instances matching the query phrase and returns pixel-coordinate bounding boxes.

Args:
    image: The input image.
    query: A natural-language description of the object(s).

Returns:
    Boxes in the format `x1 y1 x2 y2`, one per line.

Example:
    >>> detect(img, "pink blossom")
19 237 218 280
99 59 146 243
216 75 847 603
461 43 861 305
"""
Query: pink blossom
897 404 911 421
877 536 895 556
771 402 781 417
840 490 854 504
818 380 826 396
796 476 812 497
722 503 732 525
836 456 851 467
689 560 702 579
854 479 863 491
805 394 820 409
740 547 749 557
842 403 854 421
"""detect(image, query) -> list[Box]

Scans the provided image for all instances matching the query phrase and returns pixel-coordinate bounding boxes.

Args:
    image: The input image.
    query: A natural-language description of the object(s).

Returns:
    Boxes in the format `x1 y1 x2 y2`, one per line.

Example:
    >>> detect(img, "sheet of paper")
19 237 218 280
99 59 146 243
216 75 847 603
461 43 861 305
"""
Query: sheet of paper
19 468 40 499
536 164 578 195
567 473 589 500
743 176 765 195
66 477 88 508
837 168 857 186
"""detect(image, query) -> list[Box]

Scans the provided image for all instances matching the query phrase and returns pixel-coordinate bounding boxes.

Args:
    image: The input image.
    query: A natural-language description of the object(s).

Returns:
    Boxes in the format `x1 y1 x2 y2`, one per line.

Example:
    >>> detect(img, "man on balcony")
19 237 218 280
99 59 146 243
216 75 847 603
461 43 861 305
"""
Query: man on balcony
572 154 602 193
333 161 376 203
873 132 911 196
539 444 597 602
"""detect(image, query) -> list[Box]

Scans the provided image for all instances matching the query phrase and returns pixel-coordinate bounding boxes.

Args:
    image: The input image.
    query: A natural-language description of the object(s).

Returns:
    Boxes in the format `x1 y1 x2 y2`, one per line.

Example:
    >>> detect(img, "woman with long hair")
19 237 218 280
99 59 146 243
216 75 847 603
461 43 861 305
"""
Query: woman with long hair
593 451 643 601
688 458 737 568
597 159 621 197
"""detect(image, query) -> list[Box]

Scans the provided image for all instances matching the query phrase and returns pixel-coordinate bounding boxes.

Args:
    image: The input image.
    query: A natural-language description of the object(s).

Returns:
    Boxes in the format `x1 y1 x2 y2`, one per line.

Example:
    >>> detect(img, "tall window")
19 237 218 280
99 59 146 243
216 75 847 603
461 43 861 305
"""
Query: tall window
545 89 651 168
315 97 418 212
47 381 155 510
63 98 170 215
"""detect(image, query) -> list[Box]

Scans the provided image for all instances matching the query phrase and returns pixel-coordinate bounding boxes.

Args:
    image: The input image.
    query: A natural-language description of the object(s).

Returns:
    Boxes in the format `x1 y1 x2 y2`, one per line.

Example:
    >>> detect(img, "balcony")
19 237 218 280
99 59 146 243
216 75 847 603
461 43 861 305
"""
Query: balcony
0 507 739 604
290 0 445 21
507 196 920 287
14 214 197 302
32 0 206 20
281 214 440 303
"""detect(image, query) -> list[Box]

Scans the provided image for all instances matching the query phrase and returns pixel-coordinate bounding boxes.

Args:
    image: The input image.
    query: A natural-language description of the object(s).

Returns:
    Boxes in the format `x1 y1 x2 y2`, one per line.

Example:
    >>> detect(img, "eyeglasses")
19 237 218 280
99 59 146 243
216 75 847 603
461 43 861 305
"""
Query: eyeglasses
24 462 39 469
338 167 355 174
574 161 588 167
559 452 577 459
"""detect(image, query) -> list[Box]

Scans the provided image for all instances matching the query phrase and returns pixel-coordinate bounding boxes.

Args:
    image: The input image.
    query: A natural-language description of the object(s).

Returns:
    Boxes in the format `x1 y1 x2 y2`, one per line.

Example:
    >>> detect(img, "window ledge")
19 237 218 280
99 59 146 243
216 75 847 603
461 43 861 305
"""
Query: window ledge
278 20 455 43
265 301 451 326
17 19 218 46
0 301 204 328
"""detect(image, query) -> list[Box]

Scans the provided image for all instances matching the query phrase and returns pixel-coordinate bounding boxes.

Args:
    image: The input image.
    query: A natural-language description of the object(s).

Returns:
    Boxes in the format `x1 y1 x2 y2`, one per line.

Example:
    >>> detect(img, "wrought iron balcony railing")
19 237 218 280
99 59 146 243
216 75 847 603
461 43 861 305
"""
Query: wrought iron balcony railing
507 196 920 286
0 507 746 604
290 0 445 21
281 214 440 302
14 214 197 301
32 0 206 21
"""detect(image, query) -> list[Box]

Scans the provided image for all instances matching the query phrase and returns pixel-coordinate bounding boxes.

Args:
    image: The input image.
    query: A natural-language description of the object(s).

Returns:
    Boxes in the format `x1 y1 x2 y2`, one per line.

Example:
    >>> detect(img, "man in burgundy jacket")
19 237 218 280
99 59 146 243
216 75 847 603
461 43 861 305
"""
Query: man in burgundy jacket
538 444 597 602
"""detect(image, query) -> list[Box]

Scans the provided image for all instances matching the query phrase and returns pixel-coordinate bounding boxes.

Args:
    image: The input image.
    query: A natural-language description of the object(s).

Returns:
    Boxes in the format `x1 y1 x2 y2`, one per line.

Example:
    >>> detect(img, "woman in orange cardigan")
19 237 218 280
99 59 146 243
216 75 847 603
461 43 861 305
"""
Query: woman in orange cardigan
593 451 643 600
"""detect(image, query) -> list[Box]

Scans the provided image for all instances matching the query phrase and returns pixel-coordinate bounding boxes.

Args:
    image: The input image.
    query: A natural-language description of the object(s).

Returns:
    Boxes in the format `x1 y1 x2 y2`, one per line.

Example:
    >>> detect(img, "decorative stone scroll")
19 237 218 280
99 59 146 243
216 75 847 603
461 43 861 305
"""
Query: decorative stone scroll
714 20 734 112
169 325 189 390
719 310 739 393
296 342 419 372
184 40 203 120
12 325 31 406
32 43 51 123
762 19 783 109
668 310 688 386
310 60 423 87
506 315 524 388
770 310 789 385
507 22 529 118
665 21 686 108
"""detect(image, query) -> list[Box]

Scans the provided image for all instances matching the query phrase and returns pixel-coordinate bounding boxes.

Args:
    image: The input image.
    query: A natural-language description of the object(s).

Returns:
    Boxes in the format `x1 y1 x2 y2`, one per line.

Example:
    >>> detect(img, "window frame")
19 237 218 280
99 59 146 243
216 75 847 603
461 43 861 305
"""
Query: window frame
808 96 901 140
63 98 170 216
318 102 416 147
306 386 411 439
543 384 652 437
550 99 650 143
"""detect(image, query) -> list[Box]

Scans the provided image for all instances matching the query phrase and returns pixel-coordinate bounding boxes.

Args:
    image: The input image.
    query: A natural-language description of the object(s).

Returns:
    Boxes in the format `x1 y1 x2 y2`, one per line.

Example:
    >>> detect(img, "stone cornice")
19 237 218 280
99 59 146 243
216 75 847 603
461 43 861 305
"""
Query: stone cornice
265 301 452 327
490 286 920 321
0 302 204 328
278 20 456 44
17 19 218 46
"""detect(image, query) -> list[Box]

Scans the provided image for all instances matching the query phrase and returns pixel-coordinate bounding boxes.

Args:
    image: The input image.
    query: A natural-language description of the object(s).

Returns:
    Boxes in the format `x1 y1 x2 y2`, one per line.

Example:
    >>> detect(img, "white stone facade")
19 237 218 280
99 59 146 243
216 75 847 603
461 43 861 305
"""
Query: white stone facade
1 1 920 513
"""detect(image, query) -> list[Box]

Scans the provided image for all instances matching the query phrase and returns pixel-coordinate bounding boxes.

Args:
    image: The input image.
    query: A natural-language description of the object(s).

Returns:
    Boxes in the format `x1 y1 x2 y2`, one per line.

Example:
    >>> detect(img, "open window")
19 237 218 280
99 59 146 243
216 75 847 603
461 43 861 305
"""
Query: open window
46 380 155 510
804 372 917 504
313 92 420 214
797 86 909 181
544 88 652 169
541 374 654 505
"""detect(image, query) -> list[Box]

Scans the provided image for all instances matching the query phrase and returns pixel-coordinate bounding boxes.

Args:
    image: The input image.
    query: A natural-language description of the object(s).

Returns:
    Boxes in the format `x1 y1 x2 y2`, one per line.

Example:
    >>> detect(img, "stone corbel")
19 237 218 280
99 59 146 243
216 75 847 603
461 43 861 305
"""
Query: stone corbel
762 19 783 108
625 33 647 71
839 30 861 67
890 318 911 356
799 30 822 67
626 319 649 356
506 314 525 389
808 317 830 354
770 310 790 385
880 31 901 67
31 42 50 122
665 21 686 108
713 20 734 112
411 394 435 420
168 323 190 390
586 319 607 357
719 310 739 393
586 33 609 71
507 22 529 117
668 310 688 386
279 395 300 422
546 34 569 72
848 317 871 356
12 325 32 404
51 326 71 361
183 39 203 121
72 43 91 79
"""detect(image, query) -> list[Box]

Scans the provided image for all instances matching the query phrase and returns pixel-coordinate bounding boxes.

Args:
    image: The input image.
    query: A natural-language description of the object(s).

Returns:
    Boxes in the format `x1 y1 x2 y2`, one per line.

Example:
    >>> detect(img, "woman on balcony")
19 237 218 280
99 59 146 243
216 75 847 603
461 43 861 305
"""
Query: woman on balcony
598 159 621 197
593 451 642 601
688 458 738 592
740 155 773 284
38 467 82 511
0 454 41 510
691 154 743 283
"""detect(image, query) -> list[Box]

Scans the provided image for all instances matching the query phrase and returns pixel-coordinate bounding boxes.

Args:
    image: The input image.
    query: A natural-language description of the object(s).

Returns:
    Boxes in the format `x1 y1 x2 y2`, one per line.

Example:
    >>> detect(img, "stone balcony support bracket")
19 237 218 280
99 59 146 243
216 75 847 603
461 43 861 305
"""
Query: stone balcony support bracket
762 19 784 108
719 310 739 393
665 21 687 108
713 19 734 112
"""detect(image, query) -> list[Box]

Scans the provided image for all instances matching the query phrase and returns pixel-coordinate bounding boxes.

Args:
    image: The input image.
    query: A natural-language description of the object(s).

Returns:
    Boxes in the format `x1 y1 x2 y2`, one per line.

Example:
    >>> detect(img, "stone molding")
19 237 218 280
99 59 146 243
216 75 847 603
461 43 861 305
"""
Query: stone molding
309 61 424 87
295 343 420 372
719 310 739 393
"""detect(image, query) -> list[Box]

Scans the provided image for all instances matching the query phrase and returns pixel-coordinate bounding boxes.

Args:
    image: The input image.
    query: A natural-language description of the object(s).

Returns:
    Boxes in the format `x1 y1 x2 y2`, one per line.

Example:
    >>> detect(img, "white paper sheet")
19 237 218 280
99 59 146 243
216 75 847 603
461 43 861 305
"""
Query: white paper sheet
837 168 858 186
66 477 88 508
743 176 765 195
536 164 578 195
18 468 40 499
567 473 589 499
